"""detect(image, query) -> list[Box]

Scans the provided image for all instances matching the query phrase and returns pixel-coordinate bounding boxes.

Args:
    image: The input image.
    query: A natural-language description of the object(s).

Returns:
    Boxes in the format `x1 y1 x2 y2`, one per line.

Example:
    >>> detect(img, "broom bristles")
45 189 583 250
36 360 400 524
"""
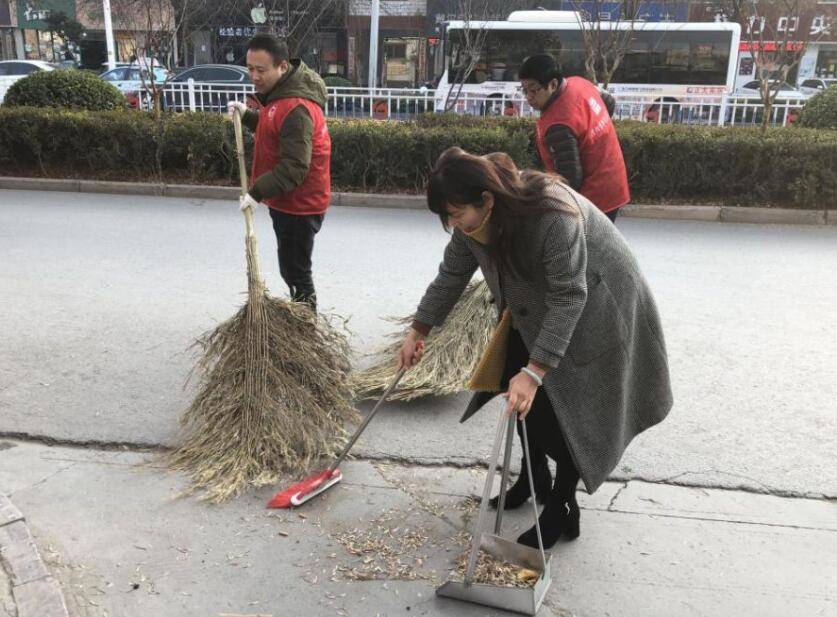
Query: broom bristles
350 280 496 401
169 293 358 502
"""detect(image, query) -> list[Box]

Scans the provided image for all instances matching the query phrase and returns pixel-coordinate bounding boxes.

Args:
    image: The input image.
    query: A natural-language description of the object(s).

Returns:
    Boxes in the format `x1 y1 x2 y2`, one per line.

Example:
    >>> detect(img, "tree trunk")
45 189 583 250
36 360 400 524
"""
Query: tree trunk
584 51 597 84
760 82 772 134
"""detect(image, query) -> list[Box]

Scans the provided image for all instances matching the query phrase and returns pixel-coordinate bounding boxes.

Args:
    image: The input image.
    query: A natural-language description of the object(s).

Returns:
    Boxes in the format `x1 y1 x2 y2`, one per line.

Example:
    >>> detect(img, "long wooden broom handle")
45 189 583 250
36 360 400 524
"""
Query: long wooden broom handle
232 107 264 286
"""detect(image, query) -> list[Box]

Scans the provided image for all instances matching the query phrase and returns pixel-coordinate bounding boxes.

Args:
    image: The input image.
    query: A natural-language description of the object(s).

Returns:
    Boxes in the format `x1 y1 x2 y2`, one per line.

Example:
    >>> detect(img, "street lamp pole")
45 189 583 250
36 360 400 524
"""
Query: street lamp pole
368 0 379 90
103 0 116 71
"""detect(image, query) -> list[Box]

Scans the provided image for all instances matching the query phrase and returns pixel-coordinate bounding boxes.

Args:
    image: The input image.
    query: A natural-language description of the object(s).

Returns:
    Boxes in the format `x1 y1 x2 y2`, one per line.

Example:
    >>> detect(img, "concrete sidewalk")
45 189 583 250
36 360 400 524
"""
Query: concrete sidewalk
1 438 834 617
0 487 68 617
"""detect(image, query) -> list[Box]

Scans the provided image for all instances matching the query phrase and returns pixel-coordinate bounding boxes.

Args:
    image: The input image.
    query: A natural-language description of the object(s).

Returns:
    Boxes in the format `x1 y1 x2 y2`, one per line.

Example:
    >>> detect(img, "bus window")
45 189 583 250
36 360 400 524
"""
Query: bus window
447 29 584 83
445 26 732 88
613 30 731 85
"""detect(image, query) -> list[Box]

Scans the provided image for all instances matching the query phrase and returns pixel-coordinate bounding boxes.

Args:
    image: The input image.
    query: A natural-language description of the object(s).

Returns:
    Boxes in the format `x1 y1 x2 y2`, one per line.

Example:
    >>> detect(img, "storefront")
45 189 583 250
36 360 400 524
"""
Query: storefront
16 0 76 62
815 45 837 79
788 41 837 86
347 16 426 86
382 36 426 87
213 25 257 64
734 41 804 89
1 0 16 60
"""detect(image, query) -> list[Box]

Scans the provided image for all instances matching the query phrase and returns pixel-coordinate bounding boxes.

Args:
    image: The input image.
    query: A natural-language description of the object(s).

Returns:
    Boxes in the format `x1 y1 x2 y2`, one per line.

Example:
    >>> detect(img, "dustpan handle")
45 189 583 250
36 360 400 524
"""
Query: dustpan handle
328 368 407 473
464 409 508 586
493 413 516 535
232 108 264 287
521 418 548 572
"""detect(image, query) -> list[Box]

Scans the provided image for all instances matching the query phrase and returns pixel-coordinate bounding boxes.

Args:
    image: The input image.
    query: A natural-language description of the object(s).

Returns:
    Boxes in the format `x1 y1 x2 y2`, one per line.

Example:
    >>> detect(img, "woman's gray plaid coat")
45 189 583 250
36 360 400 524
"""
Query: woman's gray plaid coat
415 183 673 493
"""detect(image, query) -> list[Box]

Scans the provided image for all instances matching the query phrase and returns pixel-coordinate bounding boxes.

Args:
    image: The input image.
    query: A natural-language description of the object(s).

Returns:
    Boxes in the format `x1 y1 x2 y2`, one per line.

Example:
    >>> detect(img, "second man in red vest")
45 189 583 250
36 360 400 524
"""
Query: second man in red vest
519 54 629 222
230 34 332 312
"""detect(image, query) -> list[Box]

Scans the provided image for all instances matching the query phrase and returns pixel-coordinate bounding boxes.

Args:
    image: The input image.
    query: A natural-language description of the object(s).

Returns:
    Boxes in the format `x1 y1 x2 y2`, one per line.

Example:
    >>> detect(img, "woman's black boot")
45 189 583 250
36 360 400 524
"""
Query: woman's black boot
516 482 580 548
488 454 551 510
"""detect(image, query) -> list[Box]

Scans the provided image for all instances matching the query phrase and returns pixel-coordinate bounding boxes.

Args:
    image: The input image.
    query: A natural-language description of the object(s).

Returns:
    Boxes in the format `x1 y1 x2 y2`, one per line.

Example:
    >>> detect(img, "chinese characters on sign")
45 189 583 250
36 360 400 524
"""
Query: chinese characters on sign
218 27 257 38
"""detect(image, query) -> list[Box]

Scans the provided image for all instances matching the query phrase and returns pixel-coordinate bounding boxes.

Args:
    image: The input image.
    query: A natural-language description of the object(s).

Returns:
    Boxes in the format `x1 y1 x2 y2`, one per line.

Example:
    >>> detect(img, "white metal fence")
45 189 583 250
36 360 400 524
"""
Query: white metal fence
610 93 809 127
153 80 809 128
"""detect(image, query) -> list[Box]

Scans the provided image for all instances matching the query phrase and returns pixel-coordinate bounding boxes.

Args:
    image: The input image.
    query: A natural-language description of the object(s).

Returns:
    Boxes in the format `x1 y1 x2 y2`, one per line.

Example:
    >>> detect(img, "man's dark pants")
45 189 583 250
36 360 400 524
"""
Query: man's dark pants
268 208 324 310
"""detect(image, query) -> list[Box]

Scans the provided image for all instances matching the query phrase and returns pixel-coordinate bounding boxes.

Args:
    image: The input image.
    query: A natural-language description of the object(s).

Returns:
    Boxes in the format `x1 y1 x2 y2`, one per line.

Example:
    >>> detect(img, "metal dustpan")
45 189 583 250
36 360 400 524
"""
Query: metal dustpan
437 411 552 615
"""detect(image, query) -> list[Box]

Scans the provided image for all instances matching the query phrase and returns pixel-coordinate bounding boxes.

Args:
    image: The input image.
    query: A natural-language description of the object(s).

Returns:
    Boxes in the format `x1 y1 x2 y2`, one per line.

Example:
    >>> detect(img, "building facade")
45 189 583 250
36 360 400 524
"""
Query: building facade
13 0 76 63
347 0 428 87
690 0 836 87
1 0 18 60
1 0 175 69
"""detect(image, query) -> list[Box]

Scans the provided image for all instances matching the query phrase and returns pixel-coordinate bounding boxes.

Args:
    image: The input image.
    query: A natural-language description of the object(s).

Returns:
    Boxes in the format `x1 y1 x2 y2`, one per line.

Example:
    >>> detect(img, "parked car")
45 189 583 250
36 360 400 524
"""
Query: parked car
161 64 252 112
99 66 171 90
799 77 837 96
99 65 171 108
0 60 55 103
99 58 161 73
734 80 807 100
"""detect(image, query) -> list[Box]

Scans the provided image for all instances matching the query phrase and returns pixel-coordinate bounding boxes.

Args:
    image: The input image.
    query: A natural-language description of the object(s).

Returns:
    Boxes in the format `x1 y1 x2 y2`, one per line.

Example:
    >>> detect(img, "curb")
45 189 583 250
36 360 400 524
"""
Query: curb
0 493 69 617
1 176 833 227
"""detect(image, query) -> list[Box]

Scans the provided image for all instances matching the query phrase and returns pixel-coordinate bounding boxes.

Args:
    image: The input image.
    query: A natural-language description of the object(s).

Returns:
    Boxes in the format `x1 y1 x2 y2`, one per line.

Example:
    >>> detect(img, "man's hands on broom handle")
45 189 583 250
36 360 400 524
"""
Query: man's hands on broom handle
239 193 259 212
397 327 426 371
228 100 248 117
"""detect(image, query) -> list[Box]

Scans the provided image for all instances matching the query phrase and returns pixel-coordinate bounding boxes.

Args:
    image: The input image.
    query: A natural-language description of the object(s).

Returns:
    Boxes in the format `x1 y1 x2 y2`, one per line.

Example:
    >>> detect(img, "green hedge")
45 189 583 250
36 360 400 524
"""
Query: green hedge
328 119 530 191
797 86 837 130
323 75 352 88
4 69 125 111
0 108 530 191
0 107 236 181
617 122 837 209
418 115 837 209
0 107 835 208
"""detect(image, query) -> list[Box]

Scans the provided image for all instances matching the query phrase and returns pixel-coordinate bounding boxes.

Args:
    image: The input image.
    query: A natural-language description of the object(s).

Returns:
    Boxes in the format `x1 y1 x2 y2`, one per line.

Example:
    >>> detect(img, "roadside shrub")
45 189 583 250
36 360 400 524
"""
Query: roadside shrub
418 116 837 208
4 69 125 111
797 86 837 130
323 75 352 88
617 122 837 208
0 107 235 181
0 107 835 208
328 120 531 191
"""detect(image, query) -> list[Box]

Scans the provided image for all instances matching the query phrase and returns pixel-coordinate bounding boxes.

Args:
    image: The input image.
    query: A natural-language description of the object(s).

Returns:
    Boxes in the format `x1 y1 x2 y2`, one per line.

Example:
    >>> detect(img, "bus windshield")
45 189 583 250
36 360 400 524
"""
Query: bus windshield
447 28 733 86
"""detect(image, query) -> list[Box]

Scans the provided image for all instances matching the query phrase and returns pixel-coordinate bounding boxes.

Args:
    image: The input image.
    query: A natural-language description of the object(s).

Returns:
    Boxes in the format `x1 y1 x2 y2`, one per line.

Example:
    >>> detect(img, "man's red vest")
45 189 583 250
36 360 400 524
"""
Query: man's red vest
536 77 630 212
251 97 331 216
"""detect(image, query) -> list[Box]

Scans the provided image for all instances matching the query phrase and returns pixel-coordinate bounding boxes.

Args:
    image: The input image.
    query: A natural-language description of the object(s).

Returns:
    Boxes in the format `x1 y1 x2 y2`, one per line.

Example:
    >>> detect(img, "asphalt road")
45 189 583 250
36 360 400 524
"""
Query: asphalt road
1 190 835 497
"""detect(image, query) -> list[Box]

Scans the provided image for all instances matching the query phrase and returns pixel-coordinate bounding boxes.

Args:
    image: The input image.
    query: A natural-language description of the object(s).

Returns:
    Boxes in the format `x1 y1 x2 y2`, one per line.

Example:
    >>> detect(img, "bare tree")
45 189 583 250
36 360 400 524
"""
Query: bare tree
568 0 665 89
442 0 533 111
713 0 823 130
79 0 182 106
79 0 227 181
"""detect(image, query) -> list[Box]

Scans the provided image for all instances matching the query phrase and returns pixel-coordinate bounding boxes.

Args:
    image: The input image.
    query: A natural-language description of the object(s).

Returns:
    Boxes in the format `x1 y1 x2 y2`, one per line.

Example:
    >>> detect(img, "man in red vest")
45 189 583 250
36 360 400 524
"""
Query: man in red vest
229 34 331 311
519 54 629 222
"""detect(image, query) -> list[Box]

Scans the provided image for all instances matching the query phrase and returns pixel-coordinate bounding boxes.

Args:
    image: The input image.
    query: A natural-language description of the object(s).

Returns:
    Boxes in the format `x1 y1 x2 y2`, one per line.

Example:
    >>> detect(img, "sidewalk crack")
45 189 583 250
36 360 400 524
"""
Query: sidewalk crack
8 463 77 499
608 481 629 511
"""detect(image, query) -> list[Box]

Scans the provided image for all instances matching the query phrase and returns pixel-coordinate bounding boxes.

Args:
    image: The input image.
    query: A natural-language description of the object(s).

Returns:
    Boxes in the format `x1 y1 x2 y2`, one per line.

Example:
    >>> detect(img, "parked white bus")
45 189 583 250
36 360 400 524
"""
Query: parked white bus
435 11 742 121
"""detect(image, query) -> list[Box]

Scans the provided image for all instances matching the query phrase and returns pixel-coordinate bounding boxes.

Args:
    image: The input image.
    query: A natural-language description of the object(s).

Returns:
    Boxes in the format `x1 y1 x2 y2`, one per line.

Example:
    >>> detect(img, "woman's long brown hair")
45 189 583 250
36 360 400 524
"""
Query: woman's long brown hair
427 147 578 276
